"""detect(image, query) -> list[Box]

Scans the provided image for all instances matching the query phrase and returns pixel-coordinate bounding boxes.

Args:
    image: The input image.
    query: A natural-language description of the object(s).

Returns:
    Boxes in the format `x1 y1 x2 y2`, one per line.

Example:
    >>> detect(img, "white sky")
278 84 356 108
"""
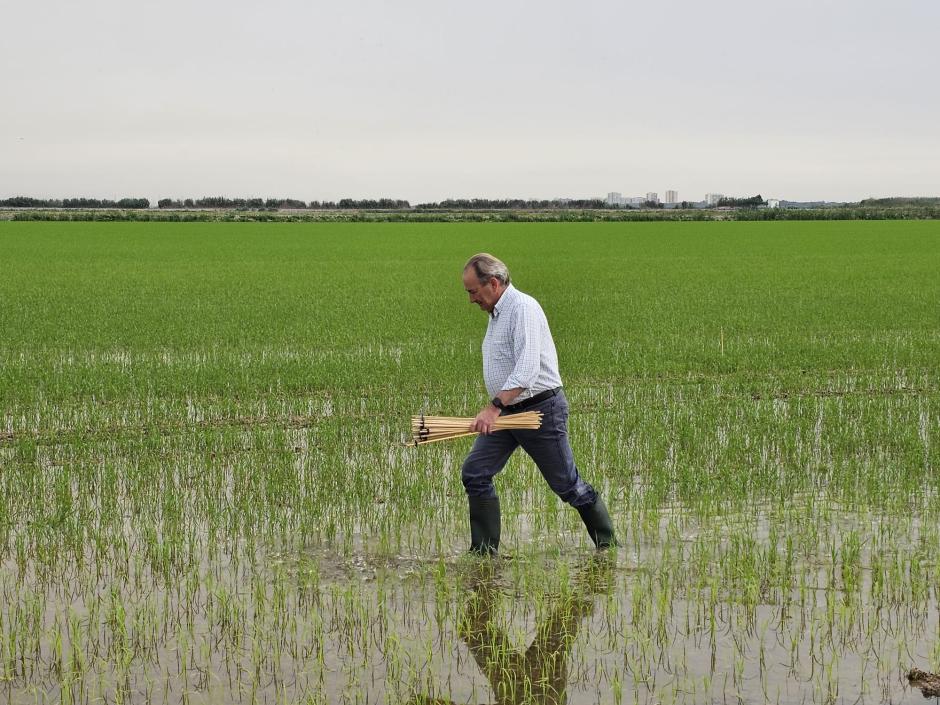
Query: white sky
2 0 938 203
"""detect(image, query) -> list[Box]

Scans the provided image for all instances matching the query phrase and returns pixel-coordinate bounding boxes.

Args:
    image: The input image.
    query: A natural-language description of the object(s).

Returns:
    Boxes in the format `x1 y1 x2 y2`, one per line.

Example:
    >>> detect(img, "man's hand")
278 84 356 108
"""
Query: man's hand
471 404 502 435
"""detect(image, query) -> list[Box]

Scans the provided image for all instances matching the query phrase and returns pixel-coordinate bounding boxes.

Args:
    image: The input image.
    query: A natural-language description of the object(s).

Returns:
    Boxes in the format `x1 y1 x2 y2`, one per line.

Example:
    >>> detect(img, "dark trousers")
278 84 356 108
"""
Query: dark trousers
461 390 597 508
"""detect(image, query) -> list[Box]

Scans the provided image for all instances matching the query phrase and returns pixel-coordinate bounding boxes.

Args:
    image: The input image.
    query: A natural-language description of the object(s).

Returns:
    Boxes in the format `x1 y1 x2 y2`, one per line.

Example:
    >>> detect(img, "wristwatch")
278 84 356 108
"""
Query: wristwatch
490 397 506 410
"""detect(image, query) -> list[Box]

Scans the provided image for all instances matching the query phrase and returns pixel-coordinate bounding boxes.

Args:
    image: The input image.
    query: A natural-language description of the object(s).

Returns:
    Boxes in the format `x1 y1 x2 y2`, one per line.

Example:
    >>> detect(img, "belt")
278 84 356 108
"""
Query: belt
504 387 562 413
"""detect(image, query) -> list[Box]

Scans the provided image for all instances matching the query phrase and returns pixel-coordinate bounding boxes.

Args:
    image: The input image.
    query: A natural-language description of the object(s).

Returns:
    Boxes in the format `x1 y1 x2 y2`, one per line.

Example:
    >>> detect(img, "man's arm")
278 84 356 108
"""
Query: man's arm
471 387 524 435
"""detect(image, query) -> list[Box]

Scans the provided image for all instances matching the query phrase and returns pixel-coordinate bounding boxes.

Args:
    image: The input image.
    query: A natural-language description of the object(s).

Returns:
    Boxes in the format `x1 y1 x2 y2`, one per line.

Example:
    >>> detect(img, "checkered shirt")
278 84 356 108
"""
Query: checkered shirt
481 284 563 401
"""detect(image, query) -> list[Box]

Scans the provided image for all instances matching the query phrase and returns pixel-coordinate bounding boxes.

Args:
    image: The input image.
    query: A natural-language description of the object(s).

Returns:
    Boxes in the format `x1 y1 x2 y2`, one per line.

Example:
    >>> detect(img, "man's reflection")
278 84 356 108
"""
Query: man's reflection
413 554 614 704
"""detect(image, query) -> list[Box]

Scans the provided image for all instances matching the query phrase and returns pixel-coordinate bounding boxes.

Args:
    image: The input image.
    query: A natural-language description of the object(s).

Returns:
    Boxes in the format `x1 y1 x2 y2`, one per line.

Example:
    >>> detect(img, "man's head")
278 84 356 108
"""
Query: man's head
463 253 511 313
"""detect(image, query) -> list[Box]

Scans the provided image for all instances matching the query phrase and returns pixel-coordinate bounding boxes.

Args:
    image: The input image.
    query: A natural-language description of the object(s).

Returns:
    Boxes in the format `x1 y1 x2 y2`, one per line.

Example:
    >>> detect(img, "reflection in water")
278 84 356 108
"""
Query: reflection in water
412 554 614 705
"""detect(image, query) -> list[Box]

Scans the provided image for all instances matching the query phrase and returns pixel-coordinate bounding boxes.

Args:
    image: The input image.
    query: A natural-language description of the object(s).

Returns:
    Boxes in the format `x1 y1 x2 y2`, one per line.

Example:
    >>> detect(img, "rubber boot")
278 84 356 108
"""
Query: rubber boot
468 495 501 556
576 495 618 549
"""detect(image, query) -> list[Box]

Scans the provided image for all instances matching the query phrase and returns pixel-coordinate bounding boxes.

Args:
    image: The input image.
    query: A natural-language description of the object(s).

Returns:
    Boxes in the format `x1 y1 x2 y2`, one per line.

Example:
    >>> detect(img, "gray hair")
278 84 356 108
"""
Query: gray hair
464 253 511 286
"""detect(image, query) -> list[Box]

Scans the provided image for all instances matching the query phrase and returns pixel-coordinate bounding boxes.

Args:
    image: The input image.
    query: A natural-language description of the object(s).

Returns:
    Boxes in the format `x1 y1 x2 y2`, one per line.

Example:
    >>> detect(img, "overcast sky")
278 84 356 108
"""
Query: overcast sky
2 0 938 203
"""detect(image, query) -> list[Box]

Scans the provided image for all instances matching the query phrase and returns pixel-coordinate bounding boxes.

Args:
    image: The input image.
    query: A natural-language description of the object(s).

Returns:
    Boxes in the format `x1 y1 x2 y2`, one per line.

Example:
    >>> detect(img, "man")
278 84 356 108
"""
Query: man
461 253 617 554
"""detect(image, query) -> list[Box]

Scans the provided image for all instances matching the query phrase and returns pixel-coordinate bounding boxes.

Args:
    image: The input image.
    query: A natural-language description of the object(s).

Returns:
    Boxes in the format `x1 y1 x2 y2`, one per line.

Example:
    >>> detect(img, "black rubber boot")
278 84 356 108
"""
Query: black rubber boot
576 495 618 549
468 495 501 556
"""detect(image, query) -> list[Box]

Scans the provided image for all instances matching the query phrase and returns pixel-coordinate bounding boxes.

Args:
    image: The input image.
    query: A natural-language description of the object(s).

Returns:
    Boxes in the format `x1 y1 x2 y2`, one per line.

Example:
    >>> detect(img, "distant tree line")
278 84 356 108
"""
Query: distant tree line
156 197 412 210
859 196 940 207
0 194 777 212
158 197 310 209
0 196 150 208
6 194 940 220
334 198 411 209
1 195 663 211
0 195 417 210
717 194 766 208
414 198 607 209
11 204 940 223
156 197 609 209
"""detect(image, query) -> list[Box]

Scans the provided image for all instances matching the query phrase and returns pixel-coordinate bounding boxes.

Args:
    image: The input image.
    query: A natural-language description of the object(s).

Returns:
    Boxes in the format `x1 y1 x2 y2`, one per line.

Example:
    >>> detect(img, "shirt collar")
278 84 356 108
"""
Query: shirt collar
491 283 516 319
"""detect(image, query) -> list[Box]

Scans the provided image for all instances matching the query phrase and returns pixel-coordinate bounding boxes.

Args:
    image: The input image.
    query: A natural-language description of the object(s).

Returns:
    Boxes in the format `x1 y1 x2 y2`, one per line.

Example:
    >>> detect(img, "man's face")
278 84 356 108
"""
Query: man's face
462 270 503 313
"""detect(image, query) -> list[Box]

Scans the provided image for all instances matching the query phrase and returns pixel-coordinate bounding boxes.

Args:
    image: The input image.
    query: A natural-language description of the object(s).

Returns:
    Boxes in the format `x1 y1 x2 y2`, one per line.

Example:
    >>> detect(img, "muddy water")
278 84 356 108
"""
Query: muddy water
1 499 937 704
2 534 938 705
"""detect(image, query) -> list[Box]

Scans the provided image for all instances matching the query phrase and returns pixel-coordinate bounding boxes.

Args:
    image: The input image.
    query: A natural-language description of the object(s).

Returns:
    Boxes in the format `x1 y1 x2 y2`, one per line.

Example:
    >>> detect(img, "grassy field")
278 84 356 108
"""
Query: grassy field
1 221 939 704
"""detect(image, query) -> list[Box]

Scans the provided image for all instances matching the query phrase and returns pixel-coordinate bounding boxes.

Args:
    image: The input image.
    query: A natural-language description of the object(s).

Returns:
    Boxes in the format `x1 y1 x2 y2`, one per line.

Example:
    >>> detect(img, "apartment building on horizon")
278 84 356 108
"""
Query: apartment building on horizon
705 193 724 206
607 190 678 207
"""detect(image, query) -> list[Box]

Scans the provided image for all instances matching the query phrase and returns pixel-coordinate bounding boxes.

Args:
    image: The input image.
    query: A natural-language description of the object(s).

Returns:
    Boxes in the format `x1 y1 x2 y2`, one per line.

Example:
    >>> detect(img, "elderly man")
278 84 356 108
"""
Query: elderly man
461 253 617 554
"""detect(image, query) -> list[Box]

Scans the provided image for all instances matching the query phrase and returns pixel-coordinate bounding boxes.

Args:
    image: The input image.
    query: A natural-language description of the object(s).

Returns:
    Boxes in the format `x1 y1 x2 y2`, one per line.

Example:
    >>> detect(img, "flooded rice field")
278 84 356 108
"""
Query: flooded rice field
2 504 939 704
2 386 937 705
1 221 939 703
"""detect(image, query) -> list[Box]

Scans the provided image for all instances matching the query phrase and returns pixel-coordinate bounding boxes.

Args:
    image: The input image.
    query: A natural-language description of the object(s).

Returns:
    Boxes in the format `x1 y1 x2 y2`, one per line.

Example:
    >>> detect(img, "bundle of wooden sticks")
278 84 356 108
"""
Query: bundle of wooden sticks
407 412 543 446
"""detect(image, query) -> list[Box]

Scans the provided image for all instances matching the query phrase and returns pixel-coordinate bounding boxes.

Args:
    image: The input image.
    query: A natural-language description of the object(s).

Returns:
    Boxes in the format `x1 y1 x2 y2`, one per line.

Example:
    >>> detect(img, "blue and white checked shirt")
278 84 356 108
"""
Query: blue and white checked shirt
482 284 563 401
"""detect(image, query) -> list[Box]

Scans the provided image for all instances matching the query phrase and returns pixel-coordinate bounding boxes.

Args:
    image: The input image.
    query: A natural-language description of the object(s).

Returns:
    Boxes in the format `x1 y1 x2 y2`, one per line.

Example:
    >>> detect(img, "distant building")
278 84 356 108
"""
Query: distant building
646 192 659 204
705 193 723 206
606 192 624 206
664 190 677 204
626 196 646 207
767 198 780 208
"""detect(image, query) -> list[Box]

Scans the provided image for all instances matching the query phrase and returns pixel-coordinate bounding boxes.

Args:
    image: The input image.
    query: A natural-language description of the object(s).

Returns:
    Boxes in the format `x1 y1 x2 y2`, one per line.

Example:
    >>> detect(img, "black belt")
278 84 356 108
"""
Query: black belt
504 387 562 413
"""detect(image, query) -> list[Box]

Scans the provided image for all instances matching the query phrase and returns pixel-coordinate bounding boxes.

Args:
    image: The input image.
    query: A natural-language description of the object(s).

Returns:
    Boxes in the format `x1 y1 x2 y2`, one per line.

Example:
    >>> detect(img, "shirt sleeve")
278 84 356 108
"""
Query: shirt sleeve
502 301 542 391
